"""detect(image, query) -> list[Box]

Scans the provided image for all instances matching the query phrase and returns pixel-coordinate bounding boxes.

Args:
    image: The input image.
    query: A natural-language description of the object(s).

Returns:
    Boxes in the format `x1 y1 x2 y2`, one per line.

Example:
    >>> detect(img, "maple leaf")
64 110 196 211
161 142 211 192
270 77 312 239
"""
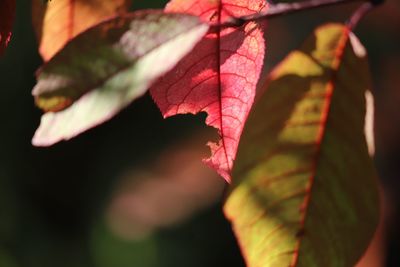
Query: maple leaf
31 0 131 61
150 0 268 182
0 0 16 56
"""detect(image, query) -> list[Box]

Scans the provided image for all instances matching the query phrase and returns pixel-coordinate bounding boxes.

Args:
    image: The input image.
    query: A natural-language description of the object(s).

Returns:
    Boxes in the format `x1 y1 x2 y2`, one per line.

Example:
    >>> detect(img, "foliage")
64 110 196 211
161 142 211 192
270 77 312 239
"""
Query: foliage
0 0 383 266
224 24 379 267
150 0 267 181
32 11 208 146
32 0 131 60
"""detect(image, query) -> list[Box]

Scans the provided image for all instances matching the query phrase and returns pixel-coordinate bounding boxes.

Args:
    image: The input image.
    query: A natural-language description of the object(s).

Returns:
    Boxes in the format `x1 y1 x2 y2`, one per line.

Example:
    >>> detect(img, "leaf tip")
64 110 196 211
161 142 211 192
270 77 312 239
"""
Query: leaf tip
32 112 65 147
349 32 367 58
31 134 52 147
203 141 232 183
34 95 73 112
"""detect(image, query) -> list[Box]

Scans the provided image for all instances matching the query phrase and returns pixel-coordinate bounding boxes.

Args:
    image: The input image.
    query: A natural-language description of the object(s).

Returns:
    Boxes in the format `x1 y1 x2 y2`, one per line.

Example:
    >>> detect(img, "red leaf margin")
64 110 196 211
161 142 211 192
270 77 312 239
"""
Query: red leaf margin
150 0 268 182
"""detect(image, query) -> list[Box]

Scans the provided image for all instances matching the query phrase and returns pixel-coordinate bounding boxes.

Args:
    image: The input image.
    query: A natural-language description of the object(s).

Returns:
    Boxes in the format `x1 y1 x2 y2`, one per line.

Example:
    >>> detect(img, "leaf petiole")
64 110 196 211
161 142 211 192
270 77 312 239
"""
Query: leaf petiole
346 1 375 30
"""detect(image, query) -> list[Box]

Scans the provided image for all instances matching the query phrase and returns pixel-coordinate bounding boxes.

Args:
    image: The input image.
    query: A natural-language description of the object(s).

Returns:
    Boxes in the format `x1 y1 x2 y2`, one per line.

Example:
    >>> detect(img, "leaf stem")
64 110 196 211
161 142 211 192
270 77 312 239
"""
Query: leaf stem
216 0 383 28
346 2 374 30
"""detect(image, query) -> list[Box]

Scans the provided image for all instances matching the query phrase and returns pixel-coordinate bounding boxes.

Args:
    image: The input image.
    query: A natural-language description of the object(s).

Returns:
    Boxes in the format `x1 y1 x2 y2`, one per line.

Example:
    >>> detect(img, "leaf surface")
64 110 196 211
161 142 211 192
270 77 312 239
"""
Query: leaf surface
150 0 268 182
224 24 379 267
32 0 131 61
32 11 209 146
0 0 16 55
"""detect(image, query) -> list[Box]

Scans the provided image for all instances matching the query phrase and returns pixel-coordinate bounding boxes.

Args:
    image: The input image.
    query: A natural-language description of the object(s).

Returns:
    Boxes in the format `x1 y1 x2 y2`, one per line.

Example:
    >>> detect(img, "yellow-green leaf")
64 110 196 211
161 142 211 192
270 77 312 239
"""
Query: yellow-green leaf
224 23 379 267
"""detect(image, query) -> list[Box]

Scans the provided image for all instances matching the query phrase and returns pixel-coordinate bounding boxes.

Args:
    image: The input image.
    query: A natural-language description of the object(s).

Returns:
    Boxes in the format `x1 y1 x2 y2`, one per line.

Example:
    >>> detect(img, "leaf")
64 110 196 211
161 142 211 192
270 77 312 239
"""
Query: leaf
32 11 209 146
224 24 379 267
150 0 268 182
32 0 131 61
0 0 16 56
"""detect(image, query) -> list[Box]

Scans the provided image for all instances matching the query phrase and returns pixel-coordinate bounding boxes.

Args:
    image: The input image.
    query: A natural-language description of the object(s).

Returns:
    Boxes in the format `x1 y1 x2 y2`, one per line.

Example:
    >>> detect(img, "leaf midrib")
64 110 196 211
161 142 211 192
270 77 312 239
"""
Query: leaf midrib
289 28 351 267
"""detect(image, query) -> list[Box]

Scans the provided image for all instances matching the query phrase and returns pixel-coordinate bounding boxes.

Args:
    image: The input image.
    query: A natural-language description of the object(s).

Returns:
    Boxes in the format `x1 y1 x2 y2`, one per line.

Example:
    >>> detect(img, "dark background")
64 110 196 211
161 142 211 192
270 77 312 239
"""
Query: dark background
0 0 399 266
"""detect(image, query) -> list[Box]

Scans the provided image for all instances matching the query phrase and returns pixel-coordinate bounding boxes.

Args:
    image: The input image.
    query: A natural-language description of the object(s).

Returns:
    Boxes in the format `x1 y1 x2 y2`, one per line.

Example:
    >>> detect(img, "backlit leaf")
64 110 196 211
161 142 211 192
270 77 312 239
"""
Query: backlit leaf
150 0 268 182
224 24 379 267
32 11 209 146
0 0 16 55
32 0 131 61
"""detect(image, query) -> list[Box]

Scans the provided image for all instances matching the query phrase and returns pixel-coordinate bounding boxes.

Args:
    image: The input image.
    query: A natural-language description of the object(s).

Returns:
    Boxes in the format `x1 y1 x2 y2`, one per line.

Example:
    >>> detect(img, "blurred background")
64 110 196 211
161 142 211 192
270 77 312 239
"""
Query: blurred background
0 0 399 266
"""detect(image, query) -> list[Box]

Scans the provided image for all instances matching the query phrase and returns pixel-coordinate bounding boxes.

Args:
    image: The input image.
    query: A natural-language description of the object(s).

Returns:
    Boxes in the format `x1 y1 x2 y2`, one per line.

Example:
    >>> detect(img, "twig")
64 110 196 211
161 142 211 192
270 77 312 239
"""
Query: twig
212 0 383 29
346 2 374 30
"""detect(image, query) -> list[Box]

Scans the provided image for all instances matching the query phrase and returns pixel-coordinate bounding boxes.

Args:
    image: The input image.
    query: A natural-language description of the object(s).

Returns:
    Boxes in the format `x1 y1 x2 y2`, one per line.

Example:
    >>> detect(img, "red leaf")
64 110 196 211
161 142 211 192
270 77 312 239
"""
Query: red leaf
0 0 16 55
150 0 267 182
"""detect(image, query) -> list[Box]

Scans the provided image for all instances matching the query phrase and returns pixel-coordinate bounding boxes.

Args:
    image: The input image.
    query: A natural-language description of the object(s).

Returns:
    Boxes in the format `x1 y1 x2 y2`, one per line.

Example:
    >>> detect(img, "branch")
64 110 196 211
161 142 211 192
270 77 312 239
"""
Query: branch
347 2 374 30
215 0 384 28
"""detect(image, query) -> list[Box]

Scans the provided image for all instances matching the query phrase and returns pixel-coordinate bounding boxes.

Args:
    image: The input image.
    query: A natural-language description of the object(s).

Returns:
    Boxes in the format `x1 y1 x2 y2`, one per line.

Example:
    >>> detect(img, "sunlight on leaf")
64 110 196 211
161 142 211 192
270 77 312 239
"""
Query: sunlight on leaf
32 0 131 60
32 11 209 146
150 0 268 182
224 24 380 267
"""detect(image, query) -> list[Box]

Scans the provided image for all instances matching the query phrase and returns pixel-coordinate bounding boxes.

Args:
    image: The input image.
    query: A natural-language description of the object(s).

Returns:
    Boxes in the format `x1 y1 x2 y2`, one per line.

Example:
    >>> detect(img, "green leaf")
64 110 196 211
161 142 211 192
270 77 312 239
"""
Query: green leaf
32 10 209 146
224 23 379 267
